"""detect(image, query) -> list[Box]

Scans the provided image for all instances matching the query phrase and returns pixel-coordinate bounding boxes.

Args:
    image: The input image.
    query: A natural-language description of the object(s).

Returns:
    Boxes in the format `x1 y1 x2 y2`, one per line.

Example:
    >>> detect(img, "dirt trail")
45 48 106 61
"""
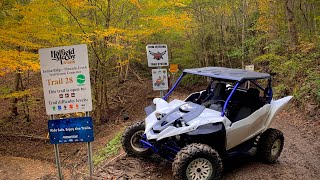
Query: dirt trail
96 110 320 180
0 156 57 180
0 110 318 180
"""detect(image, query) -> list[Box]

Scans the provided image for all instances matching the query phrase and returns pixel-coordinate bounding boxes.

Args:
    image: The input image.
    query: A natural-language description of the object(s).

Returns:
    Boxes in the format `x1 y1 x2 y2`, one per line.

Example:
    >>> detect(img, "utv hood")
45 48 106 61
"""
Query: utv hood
145 98 224 140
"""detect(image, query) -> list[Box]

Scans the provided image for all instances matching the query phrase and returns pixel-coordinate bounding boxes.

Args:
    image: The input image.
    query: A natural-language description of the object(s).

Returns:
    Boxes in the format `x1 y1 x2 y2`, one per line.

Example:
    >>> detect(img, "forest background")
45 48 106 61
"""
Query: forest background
0 0 319 128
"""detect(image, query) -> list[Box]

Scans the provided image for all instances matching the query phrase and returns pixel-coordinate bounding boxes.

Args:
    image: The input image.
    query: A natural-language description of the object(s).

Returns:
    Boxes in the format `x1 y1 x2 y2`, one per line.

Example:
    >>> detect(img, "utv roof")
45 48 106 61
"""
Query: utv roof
183 67 271 81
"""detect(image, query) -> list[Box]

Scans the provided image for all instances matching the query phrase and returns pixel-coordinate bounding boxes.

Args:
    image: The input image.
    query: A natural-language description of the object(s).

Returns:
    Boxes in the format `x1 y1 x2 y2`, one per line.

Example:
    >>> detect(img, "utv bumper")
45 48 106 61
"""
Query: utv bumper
140 134 180 161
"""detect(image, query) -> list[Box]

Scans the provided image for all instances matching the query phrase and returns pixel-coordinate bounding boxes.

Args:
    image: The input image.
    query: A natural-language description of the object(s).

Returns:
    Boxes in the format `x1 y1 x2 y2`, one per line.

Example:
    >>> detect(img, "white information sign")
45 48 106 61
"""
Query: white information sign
245 65 255 71
152 69 168 90
39 44 92 115
146 44 169 67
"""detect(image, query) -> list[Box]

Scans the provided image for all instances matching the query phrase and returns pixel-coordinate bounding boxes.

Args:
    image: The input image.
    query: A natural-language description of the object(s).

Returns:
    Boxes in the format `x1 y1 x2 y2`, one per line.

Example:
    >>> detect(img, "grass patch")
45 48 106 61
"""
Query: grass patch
93 131 123 165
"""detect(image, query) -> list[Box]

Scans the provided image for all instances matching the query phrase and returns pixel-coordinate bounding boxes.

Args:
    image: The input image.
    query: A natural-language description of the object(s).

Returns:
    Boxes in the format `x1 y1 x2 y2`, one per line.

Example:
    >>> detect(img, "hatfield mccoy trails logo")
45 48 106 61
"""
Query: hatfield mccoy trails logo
51 48 76 65
149 50 166 60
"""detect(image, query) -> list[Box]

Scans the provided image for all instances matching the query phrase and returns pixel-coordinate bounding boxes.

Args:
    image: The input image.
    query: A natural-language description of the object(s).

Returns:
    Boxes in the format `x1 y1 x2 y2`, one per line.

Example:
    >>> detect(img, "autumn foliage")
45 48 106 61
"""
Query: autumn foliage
0 0 319 122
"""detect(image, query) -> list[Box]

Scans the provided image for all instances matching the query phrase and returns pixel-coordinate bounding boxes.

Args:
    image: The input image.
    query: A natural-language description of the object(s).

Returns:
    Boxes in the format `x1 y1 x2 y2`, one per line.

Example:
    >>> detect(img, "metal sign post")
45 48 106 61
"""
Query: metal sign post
54 144 63 179
159 66 164 98
86 111 93 177
87 142 93 176
51 115 63 180
169 64 179 91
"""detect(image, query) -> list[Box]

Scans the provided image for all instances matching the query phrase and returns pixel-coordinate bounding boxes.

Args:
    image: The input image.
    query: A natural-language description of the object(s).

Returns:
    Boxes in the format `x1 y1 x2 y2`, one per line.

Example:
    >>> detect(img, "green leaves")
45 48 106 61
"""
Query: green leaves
93 131 123 165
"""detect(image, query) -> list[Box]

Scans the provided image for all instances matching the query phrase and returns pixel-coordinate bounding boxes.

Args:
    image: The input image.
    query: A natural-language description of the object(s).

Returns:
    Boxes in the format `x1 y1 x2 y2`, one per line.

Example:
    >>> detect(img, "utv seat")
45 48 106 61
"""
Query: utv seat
231 88 262 123
211 82 226 102
205 82 226 111
233 107 252 122
246 88 262 111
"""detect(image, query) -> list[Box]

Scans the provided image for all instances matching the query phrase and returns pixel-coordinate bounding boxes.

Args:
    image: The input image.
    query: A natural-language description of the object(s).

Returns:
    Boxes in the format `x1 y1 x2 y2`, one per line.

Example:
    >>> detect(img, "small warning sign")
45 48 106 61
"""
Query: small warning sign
169 64 179 73
146 44 169 67
152 69 168 90
245 65 254 71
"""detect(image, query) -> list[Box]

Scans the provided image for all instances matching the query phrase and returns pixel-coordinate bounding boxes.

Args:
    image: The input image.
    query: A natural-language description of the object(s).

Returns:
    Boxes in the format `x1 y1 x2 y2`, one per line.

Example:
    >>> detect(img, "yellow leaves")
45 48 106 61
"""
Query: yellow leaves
0 0 193 77
0 31 43 49
115 59 129 69
67 0 87 8
0 2 64 48
299 41 316 54
13 1 57 26
256 0 284 34
142 0 190 11
0 50 39 76
256 16 271 33
144 13 191 32
95 28 126 38
0 89 32 99
129 0 141 9
107 42 125 50
93 27 157 48
169 1 188 8
96 27 154 40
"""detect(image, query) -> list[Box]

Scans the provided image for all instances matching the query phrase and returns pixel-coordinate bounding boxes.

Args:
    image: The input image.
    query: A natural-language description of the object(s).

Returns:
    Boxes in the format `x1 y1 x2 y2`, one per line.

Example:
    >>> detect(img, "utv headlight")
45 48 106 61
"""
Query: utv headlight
179 103 193 112
155 112 166 120
174 117 187 127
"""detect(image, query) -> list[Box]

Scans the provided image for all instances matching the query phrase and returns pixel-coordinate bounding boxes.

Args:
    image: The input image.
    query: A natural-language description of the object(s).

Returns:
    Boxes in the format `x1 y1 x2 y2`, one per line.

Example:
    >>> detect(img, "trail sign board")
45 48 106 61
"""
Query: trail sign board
152 69 168 90
48 117 94 144
169 64 179 73
39 44 92 115
146 44 169 67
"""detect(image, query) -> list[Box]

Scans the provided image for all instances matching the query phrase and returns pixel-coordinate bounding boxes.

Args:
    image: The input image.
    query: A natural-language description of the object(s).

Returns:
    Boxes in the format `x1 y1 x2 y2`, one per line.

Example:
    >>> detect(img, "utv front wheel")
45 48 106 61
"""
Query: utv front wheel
257 128 284 163
173 143 223 180
122 121 152 157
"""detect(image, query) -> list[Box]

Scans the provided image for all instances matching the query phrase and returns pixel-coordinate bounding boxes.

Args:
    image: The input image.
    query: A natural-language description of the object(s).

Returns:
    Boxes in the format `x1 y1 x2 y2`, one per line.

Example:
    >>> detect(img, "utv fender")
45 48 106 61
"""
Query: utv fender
264 96 293 128
153 98 169 110
187 123 226 155
187 123 224 135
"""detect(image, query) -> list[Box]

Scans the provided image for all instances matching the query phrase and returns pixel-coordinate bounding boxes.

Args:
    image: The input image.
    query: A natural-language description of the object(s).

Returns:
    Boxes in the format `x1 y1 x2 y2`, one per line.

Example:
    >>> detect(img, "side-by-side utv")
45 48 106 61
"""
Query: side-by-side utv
122 67 292 180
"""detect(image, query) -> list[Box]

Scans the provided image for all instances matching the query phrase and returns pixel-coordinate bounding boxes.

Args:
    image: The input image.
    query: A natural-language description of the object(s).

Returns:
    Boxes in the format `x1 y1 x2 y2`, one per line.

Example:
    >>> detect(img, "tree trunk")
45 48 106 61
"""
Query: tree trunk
10 72 21 118
285 0 299 46
241 0 247 68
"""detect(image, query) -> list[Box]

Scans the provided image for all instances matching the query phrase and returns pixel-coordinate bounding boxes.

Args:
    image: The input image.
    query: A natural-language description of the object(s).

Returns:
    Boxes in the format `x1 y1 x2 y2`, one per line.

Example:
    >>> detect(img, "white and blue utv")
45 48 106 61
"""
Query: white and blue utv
122 67 292 180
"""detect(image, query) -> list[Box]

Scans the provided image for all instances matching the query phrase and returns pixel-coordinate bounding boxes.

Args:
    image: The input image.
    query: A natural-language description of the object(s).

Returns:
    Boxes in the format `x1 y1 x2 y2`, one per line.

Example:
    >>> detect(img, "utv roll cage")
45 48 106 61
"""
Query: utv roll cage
163 67 273 117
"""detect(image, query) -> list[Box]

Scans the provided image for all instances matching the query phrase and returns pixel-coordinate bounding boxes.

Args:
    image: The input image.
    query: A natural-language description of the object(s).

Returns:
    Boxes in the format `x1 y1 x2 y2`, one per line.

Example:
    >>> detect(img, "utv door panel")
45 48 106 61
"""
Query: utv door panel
226 104 271 150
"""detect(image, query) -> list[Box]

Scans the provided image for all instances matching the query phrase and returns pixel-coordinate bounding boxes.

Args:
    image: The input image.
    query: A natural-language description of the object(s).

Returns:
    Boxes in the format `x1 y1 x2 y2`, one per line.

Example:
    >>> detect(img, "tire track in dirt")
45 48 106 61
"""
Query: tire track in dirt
96 111 320 180
96 155 171 180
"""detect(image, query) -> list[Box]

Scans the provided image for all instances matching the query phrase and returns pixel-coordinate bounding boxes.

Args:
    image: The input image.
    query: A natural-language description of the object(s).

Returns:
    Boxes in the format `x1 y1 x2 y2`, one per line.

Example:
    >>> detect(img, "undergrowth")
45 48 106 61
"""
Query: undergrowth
93 131 123 165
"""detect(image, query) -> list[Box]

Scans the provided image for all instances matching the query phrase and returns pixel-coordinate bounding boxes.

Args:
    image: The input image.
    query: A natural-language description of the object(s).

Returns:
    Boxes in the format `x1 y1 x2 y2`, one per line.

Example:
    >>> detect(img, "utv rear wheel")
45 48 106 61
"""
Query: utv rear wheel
257 128 284 163
122 121 152 157
173 143 223 180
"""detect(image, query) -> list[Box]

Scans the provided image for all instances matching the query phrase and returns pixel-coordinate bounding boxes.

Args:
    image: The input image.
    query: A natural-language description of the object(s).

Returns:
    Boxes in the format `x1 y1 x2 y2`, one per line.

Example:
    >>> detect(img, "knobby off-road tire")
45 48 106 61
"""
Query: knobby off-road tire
121 121 152 157
172 143 223 180
257 128 284 163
